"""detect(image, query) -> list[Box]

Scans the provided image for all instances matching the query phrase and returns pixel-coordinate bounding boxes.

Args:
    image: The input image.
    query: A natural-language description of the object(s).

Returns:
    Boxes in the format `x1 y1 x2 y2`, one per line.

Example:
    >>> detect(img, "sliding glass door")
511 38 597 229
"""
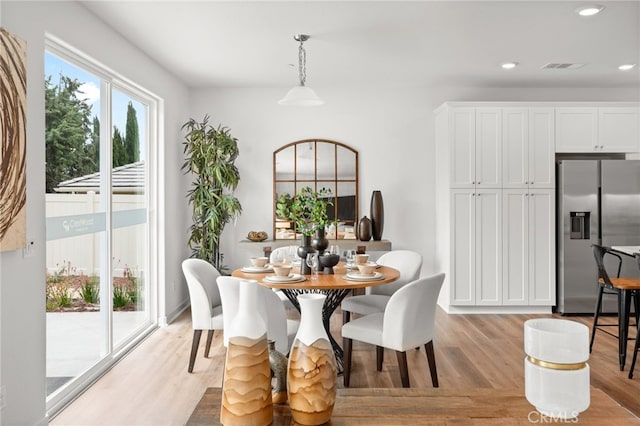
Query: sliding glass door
44 40 157 415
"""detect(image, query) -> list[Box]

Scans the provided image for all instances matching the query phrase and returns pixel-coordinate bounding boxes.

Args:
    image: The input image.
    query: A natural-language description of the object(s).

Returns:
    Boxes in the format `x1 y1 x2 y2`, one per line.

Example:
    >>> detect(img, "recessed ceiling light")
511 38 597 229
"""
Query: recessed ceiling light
501 62 518 70
576 5 604 16
618 64 636 71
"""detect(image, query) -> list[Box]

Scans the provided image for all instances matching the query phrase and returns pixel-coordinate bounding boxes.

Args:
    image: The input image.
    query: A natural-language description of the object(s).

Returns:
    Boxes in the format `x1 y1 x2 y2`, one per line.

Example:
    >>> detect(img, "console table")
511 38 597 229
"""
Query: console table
239 239 392 257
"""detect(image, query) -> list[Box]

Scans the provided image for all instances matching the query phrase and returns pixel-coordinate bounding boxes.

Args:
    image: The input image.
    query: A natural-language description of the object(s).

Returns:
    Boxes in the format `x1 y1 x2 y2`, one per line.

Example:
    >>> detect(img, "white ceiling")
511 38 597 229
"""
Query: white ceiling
82 1 640 90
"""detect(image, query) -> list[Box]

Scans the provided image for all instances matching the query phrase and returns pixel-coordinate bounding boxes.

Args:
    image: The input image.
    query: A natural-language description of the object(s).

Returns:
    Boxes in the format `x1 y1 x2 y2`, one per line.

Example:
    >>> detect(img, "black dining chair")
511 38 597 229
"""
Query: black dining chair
591 244 640 371
628 253 640 379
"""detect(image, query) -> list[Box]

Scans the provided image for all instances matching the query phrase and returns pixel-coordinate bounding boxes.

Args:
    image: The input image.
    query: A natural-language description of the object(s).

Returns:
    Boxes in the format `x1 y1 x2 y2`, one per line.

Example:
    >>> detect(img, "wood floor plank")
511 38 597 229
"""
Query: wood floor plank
50 307 640 425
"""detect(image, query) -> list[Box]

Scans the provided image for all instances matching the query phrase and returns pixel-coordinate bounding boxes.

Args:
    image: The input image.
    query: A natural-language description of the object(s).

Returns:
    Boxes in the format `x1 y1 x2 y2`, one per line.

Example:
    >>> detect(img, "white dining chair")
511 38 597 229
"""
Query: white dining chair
181 258 224 373
217 276 299 355
342 273 445 388
341 250 423 324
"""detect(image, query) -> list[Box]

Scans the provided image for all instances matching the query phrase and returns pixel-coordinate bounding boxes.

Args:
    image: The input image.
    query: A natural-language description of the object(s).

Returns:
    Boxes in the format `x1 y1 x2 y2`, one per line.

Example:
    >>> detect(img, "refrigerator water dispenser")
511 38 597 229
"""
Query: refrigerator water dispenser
570 212 590 240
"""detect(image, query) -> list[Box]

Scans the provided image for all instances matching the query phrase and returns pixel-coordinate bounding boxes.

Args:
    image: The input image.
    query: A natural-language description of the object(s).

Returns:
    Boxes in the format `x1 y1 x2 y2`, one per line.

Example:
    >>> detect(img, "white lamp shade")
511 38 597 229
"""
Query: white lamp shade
278 85 324 106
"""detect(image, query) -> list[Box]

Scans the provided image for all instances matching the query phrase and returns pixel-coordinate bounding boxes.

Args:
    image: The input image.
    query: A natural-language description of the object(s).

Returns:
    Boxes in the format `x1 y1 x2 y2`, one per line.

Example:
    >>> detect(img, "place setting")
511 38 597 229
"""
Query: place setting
263 263 306 284
240 256 274 273
344 261 385 282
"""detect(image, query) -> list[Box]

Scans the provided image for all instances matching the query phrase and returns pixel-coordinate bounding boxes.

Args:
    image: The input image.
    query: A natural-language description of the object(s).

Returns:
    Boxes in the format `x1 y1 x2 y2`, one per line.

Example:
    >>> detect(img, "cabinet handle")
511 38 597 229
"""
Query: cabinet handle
472 181 475 184
477 181 481 184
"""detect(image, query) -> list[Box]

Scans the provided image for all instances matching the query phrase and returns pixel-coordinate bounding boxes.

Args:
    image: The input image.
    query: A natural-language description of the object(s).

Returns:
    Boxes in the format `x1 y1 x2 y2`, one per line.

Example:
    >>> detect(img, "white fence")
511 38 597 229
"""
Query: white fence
46 192 146 278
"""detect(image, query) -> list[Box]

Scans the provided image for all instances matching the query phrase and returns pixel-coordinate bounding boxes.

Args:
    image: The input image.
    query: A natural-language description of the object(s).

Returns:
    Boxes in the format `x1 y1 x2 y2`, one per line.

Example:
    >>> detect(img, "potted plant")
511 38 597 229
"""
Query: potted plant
290 186 332 236
182 115 242 273
289 187 333 273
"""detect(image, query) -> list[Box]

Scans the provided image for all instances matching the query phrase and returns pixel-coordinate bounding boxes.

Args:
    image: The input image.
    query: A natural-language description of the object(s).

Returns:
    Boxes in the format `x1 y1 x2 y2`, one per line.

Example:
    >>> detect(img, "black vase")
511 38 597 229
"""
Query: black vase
298 235 314 275
358 216 372 242
311 228 329 271
312 228 329 255
370 190 384 241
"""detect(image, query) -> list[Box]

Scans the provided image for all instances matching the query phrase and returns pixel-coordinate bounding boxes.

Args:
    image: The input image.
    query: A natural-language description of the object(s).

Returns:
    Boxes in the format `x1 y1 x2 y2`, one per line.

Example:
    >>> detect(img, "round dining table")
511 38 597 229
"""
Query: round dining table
231 263 400 373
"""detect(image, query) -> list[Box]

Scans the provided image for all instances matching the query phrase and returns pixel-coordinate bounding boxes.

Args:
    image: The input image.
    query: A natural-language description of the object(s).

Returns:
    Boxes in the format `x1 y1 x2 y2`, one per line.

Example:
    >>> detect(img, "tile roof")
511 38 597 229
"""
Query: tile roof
54 161 144 194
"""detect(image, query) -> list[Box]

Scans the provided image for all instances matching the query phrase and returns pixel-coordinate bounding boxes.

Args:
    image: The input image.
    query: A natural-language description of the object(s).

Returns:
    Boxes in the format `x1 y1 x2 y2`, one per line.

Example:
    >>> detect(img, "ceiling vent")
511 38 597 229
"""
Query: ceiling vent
542 63 586 70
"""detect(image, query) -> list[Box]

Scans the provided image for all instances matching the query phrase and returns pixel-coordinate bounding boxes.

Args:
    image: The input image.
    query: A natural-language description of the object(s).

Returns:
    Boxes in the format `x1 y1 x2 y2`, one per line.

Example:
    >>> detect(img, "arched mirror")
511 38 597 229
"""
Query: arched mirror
273 139 358 240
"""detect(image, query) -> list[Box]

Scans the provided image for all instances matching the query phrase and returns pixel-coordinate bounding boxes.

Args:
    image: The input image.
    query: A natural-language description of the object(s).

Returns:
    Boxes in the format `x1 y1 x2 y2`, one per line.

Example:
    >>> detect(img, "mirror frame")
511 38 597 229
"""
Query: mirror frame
273 139 359 240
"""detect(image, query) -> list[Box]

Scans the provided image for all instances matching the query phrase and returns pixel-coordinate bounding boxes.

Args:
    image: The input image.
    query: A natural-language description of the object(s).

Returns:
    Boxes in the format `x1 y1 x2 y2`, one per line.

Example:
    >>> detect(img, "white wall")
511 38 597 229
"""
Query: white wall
191 86 638 276
0 2 190 423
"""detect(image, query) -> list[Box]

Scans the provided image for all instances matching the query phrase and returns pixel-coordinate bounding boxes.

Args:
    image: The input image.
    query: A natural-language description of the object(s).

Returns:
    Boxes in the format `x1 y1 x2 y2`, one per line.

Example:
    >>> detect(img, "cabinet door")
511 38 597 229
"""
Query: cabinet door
529 108 555 188
450 190 475 305
475 189 502 305
450 108 476 188
599 108 639 153
502 108 528 188
476 108 502 188
528 189 556 305
502 189 528 305
555 108 597 152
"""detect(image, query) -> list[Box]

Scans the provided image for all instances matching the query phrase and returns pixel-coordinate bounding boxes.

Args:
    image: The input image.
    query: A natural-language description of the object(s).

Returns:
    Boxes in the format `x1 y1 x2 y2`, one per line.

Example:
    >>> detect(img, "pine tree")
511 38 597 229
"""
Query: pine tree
44 75 94 192
124 101 140 164
87 116 100 170
112 127 126 167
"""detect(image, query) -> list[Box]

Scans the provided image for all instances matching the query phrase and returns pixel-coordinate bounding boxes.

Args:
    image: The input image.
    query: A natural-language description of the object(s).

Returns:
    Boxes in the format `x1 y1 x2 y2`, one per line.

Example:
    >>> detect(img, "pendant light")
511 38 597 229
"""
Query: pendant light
278 34 324 106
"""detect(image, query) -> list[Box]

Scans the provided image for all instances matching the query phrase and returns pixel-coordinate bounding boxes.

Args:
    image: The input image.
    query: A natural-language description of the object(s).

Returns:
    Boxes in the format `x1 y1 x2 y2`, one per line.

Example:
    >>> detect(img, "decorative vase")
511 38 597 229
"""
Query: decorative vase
298 235 314 275
358 216 372 242
287 293 337 425
311 228 329 256
220 280 272 426
268 340 288 404
370 190 384 241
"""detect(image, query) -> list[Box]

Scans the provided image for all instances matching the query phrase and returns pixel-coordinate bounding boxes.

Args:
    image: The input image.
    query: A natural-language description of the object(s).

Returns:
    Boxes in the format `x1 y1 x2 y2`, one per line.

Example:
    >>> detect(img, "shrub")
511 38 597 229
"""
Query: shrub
113 284 130 309
80 275 100 304
51 283 72 308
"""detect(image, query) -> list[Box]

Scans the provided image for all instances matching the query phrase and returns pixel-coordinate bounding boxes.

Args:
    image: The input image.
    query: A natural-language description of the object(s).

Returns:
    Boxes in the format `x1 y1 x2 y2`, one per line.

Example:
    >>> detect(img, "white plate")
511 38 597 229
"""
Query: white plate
344 271 385 281
347 262 380 270
241 266 274 273
264 273 305 283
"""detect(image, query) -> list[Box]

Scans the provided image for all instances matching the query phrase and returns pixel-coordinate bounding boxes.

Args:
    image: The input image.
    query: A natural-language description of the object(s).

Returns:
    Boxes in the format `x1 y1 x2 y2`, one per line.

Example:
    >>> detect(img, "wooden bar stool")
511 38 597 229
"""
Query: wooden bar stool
591 245 640 371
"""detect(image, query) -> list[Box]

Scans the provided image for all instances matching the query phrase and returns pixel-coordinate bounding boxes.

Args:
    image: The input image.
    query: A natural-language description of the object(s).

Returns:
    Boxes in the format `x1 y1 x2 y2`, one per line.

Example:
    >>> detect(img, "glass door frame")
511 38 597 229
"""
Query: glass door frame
45 35 161 417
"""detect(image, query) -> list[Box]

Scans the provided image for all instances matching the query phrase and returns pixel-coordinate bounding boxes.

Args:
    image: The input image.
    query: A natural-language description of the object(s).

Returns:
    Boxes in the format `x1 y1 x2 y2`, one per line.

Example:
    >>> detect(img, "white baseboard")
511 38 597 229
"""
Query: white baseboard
160 298 190 326
443 305 553 315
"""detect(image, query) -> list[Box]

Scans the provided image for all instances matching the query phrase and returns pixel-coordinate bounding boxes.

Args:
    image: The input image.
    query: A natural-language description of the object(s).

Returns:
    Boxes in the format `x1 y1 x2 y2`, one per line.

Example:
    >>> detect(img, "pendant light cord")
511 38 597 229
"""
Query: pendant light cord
298 41 307 87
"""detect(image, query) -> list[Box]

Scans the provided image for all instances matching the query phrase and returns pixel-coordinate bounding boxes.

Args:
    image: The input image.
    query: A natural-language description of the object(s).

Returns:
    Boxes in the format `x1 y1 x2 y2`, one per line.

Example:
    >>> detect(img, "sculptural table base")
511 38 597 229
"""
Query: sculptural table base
280 288 351 374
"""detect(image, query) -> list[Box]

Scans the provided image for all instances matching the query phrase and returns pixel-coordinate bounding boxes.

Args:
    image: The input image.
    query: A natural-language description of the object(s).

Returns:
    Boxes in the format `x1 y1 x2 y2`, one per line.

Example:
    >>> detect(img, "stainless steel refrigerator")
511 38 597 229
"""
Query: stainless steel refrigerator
557 159 640 314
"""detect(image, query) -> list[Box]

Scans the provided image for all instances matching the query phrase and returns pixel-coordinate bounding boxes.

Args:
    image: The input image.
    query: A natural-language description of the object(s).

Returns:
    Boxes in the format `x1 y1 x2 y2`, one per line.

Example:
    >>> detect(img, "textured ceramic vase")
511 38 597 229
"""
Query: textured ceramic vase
311 228 329 260
357 216 372 241
298 235 314 275
287 294 337 425
221 280 273 426
268 339 288 404
370 190 384 241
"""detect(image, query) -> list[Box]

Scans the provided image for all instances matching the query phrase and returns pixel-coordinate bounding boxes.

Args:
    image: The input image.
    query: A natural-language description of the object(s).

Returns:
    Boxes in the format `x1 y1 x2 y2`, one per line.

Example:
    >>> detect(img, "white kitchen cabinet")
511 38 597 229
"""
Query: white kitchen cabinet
598 108 639 153
450 189 502 305
502 189 555 306
503 108 554 189
556 107 639 153
450 108 501 188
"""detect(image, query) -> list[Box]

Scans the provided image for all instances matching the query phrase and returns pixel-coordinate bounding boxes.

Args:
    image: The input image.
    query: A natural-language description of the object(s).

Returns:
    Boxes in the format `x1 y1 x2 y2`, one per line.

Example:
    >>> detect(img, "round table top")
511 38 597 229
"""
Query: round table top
231 263 400 290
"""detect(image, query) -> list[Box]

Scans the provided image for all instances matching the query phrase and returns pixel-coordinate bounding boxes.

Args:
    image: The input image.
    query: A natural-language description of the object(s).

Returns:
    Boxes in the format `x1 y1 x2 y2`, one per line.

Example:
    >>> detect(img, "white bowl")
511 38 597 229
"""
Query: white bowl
357 262 376 275
250 257 268 268
272 264 292 277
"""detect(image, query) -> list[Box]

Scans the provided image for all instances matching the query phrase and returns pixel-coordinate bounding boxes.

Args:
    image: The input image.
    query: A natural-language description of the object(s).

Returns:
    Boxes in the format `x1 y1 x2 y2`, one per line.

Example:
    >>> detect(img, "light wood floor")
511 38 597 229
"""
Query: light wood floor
51 307 640 425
